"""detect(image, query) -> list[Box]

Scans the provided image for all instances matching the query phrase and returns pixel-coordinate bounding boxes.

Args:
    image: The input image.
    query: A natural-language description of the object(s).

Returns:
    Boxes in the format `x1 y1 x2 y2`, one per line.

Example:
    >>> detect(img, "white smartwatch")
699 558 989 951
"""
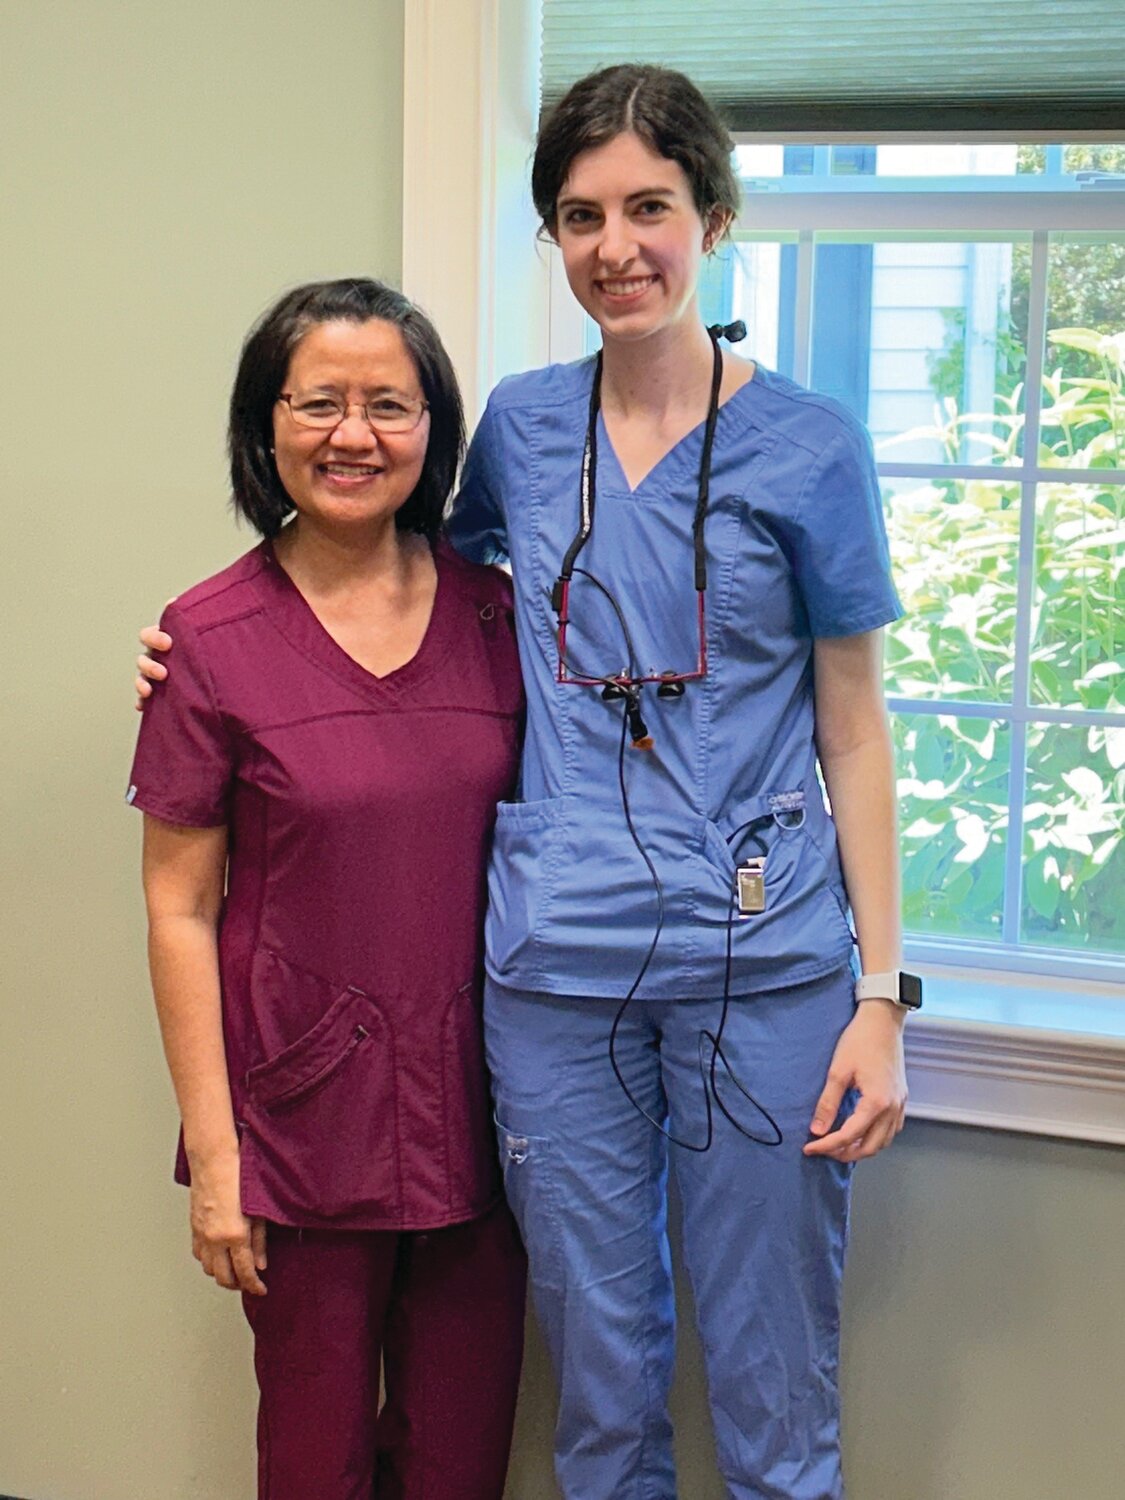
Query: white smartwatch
855 970 923 1011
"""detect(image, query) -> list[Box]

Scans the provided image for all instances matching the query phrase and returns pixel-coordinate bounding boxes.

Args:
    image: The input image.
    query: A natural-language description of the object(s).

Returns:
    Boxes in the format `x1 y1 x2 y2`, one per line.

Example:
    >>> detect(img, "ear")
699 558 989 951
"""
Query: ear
703 206 734 253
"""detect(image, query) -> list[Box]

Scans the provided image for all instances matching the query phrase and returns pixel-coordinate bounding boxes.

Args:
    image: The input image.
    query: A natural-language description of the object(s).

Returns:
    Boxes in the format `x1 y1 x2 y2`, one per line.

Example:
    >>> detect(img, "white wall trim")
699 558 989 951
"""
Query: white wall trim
905 1016 1125 1146
402 0 547 424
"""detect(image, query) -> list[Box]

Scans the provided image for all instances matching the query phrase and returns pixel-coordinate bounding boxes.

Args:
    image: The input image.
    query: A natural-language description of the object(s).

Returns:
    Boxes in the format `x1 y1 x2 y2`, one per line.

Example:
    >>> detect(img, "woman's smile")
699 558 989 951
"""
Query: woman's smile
593 272 660 303
318 460 386 487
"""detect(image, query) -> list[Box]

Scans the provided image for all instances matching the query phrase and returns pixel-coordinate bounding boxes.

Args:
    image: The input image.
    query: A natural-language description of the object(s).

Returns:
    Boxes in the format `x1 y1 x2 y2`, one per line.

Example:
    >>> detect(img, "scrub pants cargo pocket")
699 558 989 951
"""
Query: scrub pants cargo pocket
493 1119 563 1289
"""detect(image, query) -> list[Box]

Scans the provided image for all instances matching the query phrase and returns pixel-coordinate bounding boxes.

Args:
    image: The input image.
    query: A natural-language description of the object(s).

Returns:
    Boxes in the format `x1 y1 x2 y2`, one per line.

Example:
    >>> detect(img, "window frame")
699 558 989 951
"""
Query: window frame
736 160 1125 987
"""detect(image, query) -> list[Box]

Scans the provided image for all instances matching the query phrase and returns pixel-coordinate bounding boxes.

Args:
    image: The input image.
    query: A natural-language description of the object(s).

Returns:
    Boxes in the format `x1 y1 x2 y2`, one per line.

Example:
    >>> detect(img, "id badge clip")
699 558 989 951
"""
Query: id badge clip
736 857 766 915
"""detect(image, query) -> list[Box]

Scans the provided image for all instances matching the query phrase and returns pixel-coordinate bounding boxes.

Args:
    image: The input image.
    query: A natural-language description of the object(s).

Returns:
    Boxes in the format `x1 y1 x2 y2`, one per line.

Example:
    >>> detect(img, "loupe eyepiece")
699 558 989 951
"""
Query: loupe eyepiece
624 687 654 750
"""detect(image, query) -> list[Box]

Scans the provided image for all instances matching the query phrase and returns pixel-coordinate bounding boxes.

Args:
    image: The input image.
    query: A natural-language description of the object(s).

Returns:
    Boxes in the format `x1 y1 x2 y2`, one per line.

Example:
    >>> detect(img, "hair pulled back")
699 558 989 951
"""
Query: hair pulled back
531 64 741 237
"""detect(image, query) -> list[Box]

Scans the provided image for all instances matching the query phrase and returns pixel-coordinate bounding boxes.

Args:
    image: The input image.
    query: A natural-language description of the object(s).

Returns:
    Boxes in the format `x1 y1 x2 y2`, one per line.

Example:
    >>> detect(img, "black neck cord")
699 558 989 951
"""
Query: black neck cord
555 321 745 604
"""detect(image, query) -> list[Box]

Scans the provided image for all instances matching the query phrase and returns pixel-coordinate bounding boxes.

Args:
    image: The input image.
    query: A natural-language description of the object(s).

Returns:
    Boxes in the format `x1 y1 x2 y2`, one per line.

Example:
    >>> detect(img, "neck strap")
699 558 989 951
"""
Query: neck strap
556 323 738 601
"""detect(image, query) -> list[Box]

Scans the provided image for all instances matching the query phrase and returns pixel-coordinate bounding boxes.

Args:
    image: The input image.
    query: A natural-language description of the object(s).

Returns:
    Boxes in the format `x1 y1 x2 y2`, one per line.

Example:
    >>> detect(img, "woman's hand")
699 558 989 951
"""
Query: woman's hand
188 1147 268 1295
803 999 907 1162
135 623 173 708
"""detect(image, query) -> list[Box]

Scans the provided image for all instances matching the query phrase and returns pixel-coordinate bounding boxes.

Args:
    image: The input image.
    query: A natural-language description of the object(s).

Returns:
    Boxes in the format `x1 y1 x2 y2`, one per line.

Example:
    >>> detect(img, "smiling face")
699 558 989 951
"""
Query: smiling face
272 318 430 537
554 131 724 347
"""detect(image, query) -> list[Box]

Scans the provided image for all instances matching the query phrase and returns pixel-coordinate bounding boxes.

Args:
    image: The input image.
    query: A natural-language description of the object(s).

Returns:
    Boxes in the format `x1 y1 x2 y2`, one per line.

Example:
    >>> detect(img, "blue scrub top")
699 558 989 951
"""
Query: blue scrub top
448 358 903 1000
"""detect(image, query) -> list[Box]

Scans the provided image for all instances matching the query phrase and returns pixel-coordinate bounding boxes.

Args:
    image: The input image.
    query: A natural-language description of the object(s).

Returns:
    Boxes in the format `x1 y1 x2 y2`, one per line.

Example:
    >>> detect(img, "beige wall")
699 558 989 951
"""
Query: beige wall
0 4 403 1498
3 7 1123 1500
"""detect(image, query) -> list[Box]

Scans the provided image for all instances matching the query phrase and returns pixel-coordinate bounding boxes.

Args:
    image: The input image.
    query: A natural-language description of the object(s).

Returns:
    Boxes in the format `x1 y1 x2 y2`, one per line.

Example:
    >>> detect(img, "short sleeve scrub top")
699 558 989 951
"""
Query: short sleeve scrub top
127 538 524 1229
447 360 903 1001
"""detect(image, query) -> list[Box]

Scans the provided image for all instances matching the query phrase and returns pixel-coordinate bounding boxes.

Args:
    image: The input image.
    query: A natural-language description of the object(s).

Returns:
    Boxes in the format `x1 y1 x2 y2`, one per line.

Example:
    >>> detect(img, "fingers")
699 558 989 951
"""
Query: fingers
138 652 169 681
197 1239 267 1294
140 627 173 653
134 641 169 709
230 1241 268 1297
251 1218 268 1272
193 1226 268 1295
808 1069 848 1139
805 1098 908 1161
804 1095 879 1157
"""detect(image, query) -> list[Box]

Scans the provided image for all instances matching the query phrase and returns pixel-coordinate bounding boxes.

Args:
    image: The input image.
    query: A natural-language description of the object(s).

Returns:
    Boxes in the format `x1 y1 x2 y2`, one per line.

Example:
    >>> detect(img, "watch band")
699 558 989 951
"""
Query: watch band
855 970 923 1010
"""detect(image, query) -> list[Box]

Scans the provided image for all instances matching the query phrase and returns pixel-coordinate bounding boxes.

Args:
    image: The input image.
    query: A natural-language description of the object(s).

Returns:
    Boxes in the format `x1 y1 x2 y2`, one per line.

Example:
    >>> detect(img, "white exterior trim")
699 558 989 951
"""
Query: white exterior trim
736 190 1125 233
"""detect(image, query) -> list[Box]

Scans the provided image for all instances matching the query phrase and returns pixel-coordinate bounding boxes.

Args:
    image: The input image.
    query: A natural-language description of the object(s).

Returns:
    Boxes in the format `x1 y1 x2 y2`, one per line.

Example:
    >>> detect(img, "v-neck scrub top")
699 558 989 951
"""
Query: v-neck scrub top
447 359 902 1001
127 539 524 1230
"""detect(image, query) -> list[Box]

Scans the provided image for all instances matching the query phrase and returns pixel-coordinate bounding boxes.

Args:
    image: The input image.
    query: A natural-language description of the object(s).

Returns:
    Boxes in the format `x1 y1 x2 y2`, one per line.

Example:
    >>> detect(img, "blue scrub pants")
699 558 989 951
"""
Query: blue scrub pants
485 967 855 1500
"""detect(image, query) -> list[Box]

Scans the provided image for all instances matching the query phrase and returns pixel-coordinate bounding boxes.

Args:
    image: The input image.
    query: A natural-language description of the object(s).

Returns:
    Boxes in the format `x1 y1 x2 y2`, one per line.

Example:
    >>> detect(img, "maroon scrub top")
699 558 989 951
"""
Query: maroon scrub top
127 538 523 1231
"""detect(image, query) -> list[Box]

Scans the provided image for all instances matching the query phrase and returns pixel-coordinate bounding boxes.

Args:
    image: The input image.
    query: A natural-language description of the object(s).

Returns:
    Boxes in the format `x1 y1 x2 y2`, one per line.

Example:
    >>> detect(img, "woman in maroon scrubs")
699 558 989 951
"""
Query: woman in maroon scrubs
128 279 526 1500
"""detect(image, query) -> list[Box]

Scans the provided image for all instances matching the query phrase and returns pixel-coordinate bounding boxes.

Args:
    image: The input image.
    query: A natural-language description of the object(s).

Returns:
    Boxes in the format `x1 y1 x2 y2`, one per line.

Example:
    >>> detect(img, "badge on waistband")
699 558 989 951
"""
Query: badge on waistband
736 857 766 915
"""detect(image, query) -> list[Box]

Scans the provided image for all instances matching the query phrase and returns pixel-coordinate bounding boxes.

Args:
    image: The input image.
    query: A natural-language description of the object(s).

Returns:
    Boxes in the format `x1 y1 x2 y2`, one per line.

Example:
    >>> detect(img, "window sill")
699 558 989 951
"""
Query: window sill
905 968 1125 1146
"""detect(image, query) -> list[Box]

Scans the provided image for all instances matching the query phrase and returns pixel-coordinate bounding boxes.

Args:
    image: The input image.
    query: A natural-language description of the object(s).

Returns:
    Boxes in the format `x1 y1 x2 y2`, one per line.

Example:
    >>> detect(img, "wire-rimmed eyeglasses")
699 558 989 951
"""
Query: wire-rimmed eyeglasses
277 392 429 434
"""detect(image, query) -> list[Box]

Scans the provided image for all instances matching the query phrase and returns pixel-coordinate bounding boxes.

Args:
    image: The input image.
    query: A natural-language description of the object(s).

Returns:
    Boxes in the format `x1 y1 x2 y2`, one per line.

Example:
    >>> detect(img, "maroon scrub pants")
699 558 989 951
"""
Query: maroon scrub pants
242 1201 526 1500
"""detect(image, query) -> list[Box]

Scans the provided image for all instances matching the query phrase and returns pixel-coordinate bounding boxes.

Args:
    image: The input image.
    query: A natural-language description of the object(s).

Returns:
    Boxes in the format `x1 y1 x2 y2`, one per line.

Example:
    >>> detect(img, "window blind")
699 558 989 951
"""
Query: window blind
540 1 1125 132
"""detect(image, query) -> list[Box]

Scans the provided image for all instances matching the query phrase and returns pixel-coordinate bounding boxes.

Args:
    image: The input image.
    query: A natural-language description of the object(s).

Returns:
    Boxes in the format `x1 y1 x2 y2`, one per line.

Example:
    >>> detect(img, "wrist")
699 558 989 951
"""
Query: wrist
856 995 908 1029
854 968 923 1012
184 1135 240 1170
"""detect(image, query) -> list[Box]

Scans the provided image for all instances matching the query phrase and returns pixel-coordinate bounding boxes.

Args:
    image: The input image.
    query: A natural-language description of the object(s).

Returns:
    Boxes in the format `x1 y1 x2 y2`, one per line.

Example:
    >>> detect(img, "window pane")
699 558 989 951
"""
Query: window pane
884 478 1020 703
807 238 1028 461
1061 144 1125 175
1031 481 1125 710
875 144 1022 179
896 712 1009 943
1040 232 1125 470
726 237 795 376
737 142 1051 184
1022 724 1125 956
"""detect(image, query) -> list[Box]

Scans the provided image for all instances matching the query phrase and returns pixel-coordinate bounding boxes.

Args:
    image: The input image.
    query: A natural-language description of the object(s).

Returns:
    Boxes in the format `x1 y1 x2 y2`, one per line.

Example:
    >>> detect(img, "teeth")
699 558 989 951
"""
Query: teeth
600 277 656 295
324 464 380 476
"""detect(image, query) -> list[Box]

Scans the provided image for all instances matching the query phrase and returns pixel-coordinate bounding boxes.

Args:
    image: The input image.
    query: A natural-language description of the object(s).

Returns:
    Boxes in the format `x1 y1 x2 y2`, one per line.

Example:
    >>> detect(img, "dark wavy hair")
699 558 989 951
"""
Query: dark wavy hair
228 278 464 538
532 64 741 240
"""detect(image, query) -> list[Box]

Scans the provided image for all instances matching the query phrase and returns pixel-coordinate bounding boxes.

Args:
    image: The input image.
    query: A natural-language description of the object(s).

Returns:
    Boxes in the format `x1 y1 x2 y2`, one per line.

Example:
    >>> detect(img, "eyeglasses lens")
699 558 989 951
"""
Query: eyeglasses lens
287 397 424 434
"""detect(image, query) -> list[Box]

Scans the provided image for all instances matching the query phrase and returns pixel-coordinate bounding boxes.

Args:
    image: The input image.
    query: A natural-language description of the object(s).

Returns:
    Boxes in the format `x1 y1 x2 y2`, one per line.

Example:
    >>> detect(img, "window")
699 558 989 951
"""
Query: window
555 144 1125 984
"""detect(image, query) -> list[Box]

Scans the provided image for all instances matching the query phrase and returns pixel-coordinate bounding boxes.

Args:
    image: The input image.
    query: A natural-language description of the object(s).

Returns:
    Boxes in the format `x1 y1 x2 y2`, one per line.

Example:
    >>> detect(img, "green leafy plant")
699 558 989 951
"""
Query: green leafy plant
882 329 1125 958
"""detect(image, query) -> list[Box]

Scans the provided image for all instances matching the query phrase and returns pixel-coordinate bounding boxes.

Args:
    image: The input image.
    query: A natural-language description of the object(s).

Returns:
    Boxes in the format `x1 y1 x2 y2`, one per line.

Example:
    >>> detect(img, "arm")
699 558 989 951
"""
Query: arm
142 816 267 1293
802 627 909 1162
445 400 510 565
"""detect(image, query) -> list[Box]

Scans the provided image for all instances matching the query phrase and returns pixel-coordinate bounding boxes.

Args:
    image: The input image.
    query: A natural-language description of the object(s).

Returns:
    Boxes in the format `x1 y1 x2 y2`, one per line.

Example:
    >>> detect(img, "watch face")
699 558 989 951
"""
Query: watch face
900 972 923 1009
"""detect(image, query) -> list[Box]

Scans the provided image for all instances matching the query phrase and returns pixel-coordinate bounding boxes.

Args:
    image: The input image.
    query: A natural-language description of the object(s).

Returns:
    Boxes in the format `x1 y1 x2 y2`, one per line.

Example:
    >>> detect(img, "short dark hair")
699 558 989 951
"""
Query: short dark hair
532 65 741 238
228 278 464 538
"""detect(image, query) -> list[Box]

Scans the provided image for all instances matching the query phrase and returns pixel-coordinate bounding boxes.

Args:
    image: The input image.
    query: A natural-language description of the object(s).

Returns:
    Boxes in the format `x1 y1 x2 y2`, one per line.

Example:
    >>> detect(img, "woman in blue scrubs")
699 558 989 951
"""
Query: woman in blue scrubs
138 64 910 1500
447 66 910 1500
